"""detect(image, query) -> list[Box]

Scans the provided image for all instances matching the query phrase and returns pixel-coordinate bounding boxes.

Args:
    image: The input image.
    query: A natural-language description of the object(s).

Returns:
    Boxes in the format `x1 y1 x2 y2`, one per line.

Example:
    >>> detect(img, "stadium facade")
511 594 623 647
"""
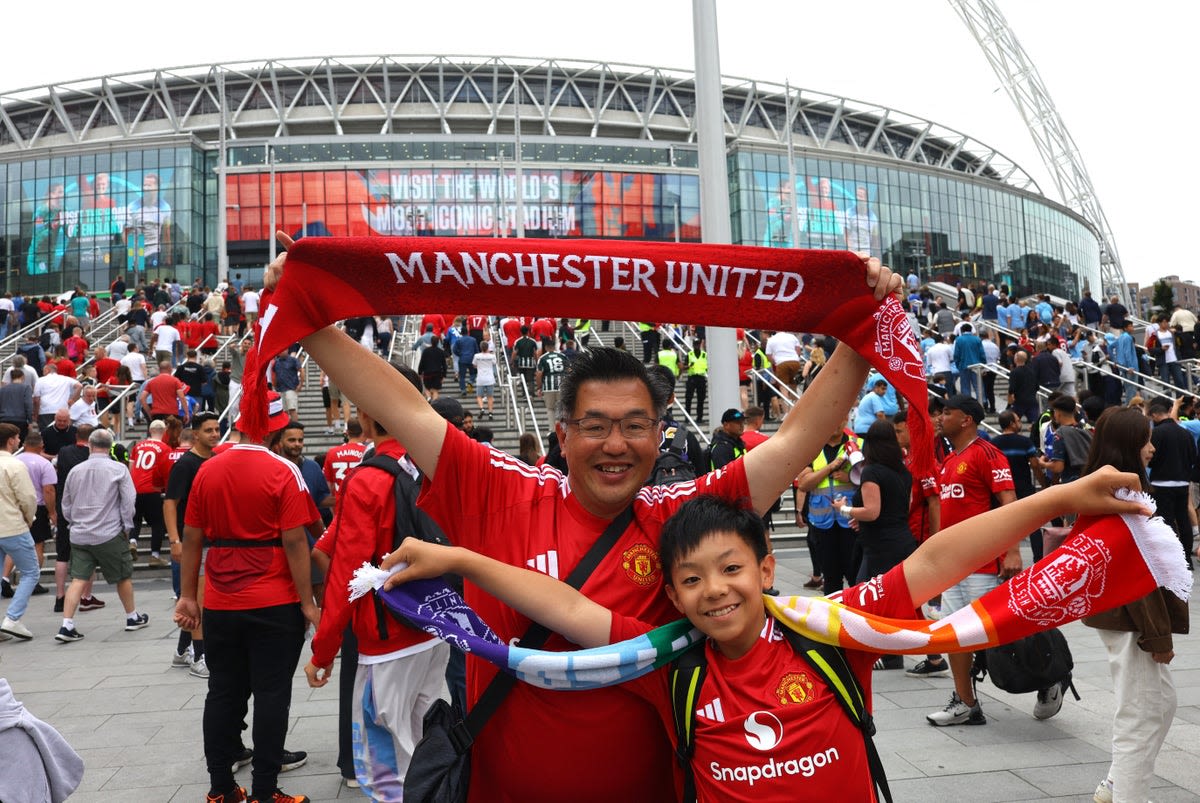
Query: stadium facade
0 56 1100 300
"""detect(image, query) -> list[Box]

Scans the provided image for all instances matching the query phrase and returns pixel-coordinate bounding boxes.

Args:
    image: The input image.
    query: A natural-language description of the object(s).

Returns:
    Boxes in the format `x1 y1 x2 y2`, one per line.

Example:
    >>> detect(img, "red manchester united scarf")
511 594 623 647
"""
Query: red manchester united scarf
242 237 932 470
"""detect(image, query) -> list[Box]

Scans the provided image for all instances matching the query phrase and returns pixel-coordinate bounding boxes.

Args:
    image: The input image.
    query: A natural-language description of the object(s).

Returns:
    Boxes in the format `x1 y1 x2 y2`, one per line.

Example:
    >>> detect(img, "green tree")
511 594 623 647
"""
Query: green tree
1152 280 1175 314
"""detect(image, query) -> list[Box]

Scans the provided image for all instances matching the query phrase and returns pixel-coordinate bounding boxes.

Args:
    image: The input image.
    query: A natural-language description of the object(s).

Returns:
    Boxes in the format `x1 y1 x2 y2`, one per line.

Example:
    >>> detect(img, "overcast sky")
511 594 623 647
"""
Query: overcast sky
2 0 1190 290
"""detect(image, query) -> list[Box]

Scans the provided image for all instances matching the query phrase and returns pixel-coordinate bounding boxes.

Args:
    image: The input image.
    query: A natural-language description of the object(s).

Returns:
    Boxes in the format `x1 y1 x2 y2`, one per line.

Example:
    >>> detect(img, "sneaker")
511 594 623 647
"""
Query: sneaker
31 583 49 595
147 555 170 568
53 596 64 613
125 612 150 631
79 595 105 611
231 747 253 772
248 790 308 803
926 692 986 726
1033 679 1067 720
0 578 11 598
802 576 823 589
0 630 9 642
54 625 85 643
172 648 193 668
0 616 33 640
129 541 138 560
280 750 308 772
343 777 360 789
873 655 903 671
763 586 780 597
1093 778 1114 803
190 655 210 678
205 787 247 803
906 658 950 678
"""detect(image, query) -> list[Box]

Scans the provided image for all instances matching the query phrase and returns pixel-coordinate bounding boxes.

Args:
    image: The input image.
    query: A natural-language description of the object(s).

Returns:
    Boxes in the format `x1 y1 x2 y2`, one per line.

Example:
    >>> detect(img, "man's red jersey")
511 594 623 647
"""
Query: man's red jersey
905 452 939 543
129 438 173 493
419 423 754 802
615 566 914 803
142 373 186 416
186 444 319 610
938 437 1014 573
322 441 368 498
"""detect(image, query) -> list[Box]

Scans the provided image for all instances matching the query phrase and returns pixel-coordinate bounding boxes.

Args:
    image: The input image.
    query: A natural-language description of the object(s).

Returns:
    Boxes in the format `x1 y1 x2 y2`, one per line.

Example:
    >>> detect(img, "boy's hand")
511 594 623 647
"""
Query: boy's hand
305 660 333 688
1067 466 1154 517
382 536 461 590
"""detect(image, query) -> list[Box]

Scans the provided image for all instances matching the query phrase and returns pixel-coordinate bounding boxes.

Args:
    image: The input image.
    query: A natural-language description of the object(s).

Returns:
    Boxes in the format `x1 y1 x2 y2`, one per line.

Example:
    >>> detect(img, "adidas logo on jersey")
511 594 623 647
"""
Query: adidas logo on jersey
526 550 560 580
696 698 725 723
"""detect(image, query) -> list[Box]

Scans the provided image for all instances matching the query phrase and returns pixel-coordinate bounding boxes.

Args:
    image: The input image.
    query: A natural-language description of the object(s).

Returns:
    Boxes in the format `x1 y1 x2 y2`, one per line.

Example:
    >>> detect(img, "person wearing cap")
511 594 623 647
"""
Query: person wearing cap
174 391 319 803
306 362 452 796
927 394 1039 728
707 408 747 471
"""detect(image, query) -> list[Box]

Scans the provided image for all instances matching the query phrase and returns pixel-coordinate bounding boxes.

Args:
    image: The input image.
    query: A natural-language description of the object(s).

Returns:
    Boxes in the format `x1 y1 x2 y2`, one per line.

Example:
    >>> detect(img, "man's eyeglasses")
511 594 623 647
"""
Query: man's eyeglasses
564 416 660 440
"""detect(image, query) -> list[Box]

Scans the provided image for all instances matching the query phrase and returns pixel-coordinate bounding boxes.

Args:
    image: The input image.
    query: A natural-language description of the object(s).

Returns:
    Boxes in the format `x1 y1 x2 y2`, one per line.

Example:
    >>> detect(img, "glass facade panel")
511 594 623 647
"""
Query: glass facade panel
733 147 1098 300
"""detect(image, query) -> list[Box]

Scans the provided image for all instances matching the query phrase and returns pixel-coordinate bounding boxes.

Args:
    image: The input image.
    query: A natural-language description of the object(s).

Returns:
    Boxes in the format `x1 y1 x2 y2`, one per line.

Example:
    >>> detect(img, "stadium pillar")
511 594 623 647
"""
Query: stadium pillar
693 0 739 421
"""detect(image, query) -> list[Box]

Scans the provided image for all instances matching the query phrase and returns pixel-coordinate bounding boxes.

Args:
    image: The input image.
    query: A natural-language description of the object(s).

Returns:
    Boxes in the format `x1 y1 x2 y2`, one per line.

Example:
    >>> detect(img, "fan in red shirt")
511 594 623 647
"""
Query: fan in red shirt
139 363 189 422
927 394 1019 729
174 392 319 803
129 420 173 565
193 313 220 354
419 313 446 337
529 316 556 344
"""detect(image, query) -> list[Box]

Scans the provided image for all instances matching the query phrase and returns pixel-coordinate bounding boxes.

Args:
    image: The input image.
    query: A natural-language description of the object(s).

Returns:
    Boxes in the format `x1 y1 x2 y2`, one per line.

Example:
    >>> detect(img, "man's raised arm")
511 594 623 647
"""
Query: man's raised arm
265 234 447 479
742 256 899 515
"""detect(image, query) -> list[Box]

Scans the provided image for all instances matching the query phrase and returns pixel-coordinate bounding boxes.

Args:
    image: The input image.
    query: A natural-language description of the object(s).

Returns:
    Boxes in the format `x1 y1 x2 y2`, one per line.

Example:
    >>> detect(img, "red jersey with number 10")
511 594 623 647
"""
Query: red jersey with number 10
130 438 172 493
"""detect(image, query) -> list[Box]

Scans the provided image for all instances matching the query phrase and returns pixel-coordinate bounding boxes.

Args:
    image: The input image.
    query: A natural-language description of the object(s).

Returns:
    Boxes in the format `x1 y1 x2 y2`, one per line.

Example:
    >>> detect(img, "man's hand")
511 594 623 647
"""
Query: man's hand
174 596 200 631
856 254 902 301
305 660 333 688
381 536 462 590
301 600 321 630
263 232 294 291
999 548 1023 580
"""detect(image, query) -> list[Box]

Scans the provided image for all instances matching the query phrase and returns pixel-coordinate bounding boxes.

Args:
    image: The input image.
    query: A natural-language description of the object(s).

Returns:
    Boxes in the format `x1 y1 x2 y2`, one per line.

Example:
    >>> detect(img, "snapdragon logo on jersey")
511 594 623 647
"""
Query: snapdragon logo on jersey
709 711 840 787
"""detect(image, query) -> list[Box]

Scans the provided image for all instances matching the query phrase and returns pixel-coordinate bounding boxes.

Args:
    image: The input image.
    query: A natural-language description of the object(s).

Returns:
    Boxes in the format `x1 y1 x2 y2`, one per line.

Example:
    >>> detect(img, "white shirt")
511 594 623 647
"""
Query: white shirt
150 309 168 328
242 291 260 314
32 373 78 414
154 325 181 354
982 337 1000 365
926 342 954 375
472 352 498 385
107 340 129 360
764 331 801 366
1156 327 1178 363
120 352 148 382
69 398 99 427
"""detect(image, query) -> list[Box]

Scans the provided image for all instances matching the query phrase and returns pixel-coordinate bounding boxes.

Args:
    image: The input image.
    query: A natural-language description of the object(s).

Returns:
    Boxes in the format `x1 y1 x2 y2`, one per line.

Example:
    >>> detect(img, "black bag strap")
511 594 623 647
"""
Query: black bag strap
669 618 892 803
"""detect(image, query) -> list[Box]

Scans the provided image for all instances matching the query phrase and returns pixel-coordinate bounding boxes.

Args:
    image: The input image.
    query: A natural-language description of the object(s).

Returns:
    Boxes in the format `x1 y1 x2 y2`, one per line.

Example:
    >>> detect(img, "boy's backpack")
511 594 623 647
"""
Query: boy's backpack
670 622 892 803
17 342 43 376
355 453 458 639
646 426 697 487
972 627 1079 699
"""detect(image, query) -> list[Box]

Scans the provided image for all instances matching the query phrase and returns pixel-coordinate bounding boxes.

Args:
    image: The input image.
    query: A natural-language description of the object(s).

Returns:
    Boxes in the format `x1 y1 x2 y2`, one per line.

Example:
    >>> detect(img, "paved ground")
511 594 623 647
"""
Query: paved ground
1 542 1197 802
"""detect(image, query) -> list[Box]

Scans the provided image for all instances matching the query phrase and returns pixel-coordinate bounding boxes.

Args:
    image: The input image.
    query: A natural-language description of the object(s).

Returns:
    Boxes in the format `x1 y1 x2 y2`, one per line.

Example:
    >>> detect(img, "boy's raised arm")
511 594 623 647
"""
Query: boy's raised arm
382 537 613 649
903 467 1151 605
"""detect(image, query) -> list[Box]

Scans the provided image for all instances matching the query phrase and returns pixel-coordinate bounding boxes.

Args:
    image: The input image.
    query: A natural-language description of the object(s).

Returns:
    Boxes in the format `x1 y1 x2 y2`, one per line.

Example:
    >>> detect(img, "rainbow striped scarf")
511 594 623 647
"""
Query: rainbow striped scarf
349 494 1190 689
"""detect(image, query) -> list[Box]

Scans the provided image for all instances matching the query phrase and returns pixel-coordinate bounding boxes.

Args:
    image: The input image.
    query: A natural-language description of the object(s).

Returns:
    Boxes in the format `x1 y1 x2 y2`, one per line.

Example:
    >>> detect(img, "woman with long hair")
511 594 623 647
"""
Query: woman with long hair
837 419 917 670
1079 406 1187 803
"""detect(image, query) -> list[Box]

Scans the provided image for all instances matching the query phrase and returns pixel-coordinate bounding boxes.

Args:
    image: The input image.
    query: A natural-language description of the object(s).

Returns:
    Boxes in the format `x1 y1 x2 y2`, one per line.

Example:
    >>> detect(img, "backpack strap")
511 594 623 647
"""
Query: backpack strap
668 425 688 455
778 625 892 803
668 640 707 803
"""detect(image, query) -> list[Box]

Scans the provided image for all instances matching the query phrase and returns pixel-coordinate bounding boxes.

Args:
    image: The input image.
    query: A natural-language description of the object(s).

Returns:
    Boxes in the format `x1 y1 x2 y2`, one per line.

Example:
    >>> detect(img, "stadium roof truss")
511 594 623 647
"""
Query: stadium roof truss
1 56 1038 191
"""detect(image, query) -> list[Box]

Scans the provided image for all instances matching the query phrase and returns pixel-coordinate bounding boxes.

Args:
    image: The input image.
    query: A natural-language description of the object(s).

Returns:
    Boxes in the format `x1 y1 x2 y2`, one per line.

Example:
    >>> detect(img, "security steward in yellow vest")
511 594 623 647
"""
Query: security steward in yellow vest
657 344 680 379
637 322 659 364
796 427 862 596
683 345 708 421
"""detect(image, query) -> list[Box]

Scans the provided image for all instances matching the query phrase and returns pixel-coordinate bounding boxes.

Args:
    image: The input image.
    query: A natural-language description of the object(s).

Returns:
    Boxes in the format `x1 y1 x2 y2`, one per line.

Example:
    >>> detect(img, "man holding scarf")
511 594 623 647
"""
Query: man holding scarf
262 234 902 803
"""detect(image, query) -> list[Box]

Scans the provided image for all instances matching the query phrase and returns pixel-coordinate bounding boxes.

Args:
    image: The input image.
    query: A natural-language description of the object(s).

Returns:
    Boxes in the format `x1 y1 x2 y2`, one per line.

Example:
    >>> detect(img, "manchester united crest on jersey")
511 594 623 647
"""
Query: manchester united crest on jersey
621 543 661 586
956 461 968 475
775 671 815 705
